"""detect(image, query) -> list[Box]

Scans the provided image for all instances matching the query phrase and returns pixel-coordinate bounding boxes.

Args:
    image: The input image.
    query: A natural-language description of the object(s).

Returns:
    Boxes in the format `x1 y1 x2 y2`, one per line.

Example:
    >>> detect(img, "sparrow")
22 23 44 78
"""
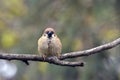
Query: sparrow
38 28 62 58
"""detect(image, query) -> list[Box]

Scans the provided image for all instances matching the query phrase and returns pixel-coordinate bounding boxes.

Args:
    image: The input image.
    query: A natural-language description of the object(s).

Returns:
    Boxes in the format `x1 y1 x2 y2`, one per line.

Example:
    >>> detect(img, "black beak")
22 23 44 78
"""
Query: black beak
47 31 53 39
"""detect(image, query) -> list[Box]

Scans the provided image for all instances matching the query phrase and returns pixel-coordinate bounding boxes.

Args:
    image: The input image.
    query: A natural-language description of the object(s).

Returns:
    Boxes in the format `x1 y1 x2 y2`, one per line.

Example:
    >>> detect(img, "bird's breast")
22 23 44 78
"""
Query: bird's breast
42 39 53 50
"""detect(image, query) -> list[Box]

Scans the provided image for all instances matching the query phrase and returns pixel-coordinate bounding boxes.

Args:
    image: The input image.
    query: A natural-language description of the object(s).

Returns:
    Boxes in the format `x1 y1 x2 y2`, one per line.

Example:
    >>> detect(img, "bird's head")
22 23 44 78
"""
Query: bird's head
43 28 56 39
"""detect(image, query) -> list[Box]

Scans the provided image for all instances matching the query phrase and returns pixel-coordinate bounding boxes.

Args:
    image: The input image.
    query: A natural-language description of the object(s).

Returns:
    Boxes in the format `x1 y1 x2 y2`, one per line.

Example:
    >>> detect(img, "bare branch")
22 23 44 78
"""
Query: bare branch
47 57 84 67
60 38 120 59
0 38 120 67
0 53 84 67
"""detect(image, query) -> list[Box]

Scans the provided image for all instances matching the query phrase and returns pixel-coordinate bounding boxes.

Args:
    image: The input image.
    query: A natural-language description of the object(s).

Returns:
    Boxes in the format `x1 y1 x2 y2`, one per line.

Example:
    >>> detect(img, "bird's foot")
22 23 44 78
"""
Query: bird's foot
42 55 46 61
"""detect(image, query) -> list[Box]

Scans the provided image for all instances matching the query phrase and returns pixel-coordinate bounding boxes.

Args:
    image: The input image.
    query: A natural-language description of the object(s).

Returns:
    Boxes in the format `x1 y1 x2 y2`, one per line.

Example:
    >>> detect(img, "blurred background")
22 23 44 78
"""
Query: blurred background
0 0 120 80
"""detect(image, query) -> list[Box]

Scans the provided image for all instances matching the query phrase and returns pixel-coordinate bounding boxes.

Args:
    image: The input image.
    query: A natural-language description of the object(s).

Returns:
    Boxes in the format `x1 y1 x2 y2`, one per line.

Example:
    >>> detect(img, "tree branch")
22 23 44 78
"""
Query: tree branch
0 53 84 67
0 38 120 67
60 38 120 59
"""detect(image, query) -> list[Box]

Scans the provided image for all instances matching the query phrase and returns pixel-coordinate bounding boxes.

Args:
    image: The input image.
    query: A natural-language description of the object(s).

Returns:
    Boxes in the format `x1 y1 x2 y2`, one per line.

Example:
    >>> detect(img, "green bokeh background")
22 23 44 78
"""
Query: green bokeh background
0 0 120 80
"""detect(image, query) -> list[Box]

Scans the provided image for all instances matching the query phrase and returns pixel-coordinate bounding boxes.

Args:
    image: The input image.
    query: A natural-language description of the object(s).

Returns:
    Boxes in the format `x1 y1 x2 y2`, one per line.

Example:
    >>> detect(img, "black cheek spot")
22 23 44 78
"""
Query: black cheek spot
44 34 46 36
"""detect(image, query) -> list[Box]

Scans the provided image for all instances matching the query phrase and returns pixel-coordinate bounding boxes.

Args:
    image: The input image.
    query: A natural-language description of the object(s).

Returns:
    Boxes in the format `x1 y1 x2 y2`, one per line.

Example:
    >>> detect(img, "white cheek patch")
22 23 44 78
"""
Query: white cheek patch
43 34 48 37
52 34 55 38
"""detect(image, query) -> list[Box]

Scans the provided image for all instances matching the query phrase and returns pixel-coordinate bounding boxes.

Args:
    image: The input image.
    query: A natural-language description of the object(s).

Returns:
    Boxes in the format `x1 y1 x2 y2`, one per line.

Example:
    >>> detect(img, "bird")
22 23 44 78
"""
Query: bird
38 28 62 59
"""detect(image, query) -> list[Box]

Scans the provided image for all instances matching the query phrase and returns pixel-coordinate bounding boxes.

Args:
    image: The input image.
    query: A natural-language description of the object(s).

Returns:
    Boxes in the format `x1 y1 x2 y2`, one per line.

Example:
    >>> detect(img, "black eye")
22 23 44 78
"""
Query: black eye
51 31 54 34
45 31 49 34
